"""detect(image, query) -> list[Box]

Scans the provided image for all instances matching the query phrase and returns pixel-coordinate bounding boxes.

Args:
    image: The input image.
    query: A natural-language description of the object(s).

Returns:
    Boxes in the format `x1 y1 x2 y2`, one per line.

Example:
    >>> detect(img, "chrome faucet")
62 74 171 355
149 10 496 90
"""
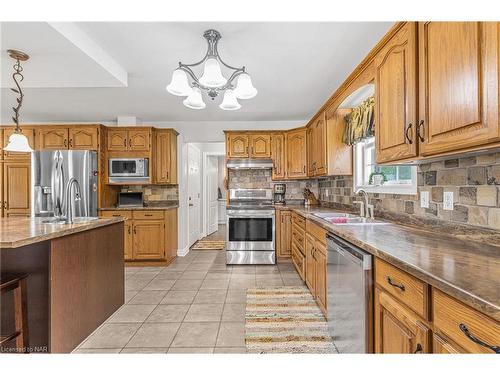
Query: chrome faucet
64 178 81 224
353 189 374 219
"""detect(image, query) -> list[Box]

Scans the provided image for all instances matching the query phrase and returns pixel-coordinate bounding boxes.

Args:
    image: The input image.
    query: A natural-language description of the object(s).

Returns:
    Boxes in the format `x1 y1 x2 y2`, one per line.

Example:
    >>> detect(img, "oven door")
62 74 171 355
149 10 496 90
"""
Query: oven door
226 210 275 251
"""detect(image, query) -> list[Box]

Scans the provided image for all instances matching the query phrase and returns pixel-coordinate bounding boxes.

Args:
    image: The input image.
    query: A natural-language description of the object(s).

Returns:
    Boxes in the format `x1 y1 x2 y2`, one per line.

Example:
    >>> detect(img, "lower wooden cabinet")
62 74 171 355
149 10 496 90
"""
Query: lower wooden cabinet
432 333 466 354
2 162 31 217
305 233 316 294
374 288 430 354
314 241 327 314
276 209 292 258
100 209 177 262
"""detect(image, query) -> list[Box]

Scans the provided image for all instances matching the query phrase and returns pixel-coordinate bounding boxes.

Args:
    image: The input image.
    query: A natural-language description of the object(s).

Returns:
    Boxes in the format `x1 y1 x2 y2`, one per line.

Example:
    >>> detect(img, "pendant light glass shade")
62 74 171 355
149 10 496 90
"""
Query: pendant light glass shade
199 58 227 88
183 87 206 109
233 73 257 99
4 131 33 152
219 89 241 111
167 69 193 96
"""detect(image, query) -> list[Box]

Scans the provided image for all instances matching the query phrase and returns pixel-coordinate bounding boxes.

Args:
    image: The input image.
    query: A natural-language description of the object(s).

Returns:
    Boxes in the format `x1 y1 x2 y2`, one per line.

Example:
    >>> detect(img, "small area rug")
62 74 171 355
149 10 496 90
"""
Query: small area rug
245 286 337 353
191 240 225 250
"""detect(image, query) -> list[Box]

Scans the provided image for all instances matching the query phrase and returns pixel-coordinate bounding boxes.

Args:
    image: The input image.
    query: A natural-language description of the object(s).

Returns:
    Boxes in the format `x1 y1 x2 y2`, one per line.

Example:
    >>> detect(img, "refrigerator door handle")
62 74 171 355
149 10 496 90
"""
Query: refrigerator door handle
52 152 65 218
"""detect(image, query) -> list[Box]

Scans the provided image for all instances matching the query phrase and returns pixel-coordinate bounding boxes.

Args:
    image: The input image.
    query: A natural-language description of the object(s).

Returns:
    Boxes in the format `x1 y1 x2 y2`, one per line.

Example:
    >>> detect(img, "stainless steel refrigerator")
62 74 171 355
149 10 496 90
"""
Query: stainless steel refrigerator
32 150 98 218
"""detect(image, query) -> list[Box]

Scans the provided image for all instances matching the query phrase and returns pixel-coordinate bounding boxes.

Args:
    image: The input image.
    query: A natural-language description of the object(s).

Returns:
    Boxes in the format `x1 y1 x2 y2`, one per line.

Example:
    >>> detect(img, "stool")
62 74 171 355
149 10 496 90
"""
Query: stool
0 273 29 353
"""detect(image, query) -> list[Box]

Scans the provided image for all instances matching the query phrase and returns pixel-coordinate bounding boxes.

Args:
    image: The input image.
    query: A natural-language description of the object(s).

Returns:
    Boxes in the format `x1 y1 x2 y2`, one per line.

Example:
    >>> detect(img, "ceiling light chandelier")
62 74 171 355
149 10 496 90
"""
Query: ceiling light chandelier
4 49 33 152
167 29 257 111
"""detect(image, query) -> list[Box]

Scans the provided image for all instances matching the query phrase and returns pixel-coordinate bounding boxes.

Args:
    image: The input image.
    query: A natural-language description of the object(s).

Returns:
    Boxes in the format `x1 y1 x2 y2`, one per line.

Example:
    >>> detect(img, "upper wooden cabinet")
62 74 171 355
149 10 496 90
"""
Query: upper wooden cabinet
271 133 286 180
107 128 151 152
249 134 271 158
68 127 99 150
227 133 249 158
418 22 499 156
3 127 35 160
286 128 307 179
38 126 99 151
153 129 178 184
375 22 418 164
307 112 327 176
226 132 271 159
326 108 353 175
38 128 69 150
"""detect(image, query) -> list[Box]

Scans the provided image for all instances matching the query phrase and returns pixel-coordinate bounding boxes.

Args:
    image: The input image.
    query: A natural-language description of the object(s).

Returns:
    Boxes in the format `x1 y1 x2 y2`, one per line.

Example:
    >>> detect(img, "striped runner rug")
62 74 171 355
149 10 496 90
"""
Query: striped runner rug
191 240 225 250
245 286 337 354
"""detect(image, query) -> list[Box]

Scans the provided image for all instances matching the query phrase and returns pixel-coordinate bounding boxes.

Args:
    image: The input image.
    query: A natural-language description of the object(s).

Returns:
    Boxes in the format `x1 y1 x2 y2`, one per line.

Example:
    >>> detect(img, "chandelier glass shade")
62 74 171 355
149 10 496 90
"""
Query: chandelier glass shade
166 29 257 111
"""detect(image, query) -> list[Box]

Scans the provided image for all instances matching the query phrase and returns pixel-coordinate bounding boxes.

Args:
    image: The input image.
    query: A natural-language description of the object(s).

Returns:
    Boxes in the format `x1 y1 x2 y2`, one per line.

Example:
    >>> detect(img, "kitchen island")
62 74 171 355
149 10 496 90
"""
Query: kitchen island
0 217 125 353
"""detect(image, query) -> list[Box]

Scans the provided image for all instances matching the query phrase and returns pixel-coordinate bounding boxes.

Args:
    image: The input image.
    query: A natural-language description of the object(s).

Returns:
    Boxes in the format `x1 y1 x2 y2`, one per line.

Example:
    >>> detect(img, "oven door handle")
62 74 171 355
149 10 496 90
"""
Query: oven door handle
227 215 275 218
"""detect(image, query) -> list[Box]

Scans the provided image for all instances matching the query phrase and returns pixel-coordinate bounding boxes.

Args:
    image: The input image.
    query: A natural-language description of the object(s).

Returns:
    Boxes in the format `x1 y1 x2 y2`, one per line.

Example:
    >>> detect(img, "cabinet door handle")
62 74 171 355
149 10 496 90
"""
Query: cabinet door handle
166 171 169 179
459 323 500 353
144 214 153 217
123 139 127 147
133 226 137 234
128 226 131 235
112 214 120 217
303 165 306 173
128 139 132 147
69 138 73 148
413 343 423 354
417 120 425 142
64 139 68 148
386 276 405 292
404 123 413 144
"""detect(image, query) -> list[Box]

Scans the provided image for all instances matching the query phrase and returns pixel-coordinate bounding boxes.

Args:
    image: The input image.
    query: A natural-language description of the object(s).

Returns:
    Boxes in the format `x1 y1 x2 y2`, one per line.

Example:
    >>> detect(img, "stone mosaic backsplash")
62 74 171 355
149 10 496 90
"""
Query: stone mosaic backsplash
318 152 500 231
121 185 179 205
228 169 318 201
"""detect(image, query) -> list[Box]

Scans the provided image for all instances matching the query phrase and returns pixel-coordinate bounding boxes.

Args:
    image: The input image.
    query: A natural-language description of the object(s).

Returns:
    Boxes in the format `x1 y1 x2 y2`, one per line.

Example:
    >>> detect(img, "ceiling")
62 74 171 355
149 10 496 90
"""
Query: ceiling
0 22 392 123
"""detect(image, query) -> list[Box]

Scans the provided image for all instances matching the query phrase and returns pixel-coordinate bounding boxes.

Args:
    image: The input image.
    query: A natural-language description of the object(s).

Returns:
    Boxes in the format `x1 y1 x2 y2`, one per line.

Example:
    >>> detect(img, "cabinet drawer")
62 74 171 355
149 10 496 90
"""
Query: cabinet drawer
100 210 132 219
306 219 327 245
292 243 305 281
133 210 165 220
291 225 305 253
433 289 500 354
375 258 429 319
291 212 306 228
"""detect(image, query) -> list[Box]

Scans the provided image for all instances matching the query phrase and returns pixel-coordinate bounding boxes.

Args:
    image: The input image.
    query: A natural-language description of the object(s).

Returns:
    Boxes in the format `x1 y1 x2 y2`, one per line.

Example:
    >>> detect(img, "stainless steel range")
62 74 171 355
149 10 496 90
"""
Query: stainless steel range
226 188 275 265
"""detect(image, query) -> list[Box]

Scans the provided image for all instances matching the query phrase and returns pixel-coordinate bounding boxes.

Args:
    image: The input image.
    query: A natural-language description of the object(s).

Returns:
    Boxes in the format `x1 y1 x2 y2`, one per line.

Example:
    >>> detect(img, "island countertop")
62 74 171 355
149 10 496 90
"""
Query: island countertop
276 205 500 321
0 217 125 249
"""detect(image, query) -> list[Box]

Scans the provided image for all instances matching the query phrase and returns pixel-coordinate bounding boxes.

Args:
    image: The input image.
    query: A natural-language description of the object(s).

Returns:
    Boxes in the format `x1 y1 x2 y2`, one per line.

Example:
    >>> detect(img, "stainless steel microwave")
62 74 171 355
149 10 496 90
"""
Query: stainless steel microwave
109 158 149 183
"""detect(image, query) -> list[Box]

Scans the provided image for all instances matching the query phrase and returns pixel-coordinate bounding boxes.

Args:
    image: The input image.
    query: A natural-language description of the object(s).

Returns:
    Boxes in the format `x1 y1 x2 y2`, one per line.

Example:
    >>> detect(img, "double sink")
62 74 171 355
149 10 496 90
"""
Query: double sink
312 212 388 225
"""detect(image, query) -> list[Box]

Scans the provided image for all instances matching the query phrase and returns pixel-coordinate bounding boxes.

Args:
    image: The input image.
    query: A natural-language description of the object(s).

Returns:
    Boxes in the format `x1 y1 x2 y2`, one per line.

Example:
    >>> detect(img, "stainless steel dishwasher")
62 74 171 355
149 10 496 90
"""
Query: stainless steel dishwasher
327 234 373 353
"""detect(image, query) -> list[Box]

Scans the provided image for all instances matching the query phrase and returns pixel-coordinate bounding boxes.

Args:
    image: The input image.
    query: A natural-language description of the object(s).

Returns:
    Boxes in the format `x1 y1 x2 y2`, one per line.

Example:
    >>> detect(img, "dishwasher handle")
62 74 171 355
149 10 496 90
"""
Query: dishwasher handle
327 234 372 270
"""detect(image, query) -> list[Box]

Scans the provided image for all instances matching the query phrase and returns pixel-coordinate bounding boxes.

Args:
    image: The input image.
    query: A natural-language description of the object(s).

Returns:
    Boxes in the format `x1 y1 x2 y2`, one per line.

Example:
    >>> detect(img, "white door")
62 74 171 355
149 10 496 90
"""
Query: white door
207 156 219 235
188 144 201 247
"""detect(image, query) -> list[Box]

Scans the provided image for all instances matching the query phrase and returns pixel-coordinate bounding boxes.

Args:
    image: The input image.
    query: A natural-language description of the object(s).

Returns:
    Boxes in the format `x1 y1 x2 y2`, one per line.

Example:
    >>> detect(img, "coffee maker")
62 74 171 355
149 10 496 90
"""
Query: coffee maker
273 184 286 204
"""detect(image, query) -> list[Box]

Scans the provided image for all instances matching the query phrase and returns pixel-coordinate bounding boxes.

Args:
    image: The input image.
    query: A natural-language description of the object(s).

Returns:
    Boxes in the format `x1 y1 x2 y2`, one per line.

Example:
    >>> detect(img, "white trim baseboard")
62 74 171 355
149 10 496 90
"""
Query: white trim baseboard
177 246 190 257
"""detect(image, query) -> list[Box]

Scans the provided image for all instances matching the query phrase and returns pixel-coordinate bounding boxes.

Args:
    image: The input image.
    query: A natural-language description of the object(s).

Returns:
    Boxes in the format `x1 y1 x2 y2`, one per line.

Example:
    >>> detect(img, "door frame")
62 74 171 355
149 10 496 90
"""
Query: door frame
187 143 202 248
202 151 225 238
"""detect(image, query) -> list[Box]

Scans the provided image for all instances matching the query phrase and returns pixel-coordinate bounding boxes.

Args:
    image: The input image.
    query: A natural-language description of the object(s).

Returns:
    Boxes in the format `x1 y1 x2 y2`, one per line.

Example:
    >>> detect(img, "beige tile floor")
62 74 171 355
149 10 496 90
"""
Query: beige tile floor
74 249 304 354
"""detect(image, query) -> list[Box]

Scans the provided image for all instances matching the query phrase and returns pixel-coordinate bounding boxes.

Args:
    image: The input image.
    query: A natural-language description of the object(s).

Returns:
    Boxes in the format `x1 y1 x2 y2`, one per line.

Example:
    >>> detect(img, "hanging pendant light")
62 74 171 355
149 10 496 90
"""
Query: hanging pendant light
4 49 33 153
234 73 257 99
199 58 227 88
183 87 206 109
219 89 241 111
166 69 192 96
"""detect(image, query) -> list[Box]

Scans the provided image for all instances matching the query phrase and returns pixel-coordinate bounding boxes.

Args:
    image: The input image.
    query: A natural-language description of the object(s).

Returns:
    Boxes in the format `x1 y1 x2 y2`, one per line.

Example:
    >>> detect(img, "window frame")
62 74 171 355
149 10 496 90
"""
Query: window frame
353 137 417 195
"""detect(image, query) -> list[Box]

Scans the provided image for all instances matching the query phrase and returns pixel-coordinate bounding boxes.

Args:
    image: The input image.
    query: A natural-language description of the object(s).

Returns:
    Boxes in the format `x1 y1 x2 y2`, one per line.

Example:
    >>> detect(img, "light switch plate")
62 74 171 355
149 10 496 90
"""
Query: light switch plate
420 191 429 208
443 191 454 210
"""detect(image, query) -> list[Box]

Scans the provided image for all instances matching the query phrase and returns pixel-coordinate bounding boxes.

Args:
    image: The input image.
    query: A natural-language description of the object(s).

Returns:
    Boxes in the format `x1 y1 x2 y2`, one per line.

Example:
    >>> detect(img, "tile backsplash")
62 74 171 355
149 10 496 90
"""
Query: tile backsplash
228 169 318 201
121 185 178 205
318 152 500 231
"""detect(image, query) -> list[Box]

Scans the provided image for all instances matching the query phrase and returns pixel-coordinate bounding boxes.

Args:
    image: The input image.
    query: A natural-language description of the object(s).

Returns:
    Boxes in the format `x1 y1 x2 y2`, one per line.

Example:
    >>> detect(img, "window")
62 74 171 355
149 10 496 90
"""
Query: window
354 137 417 194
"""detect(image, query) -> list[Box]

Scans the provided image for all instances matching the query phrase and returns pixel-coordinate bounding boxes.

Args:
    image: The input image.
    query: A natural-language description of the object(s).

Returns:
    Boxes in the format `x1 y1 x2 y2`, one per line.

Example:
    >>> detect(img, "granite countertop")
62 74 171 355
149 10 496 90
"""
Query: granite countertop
0 217 125 249
99 205 178 211
276 205 500 321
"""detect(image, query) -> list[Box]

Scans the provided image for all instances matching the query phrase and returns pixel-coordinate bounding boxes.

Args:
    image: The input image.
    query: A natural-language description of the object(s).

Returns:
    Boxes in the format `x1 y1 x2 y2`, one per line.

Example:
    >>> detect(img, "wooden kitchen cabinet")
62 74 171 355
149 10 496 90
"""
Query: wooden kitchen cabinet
154 129 178 184
107 129 128 151
124 221 133 260
276 209 292 258
305 233 316 294
432 333 466 354
0 162 3 217
286 128 307 179
374 288 430 354
128 129 151 151
133 220 165 260
271 133 286 180
307 112 327 176
375 22 418 164
314 242 327 314
417 22 500 156
3 162 31 216
38 128 69 150
249 134 271 158
68 127 99 150
227 133 249 158
3 127 36 160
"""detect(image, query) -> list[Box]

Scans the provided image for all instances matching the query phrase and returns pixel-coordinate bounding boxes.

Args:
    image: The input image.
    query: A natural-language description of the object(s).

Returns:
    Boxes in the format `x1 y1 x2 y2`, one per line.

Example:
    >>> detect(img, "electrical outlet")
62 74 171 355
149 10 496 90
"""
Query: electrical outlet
443 191 454 210
420 191 429 208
